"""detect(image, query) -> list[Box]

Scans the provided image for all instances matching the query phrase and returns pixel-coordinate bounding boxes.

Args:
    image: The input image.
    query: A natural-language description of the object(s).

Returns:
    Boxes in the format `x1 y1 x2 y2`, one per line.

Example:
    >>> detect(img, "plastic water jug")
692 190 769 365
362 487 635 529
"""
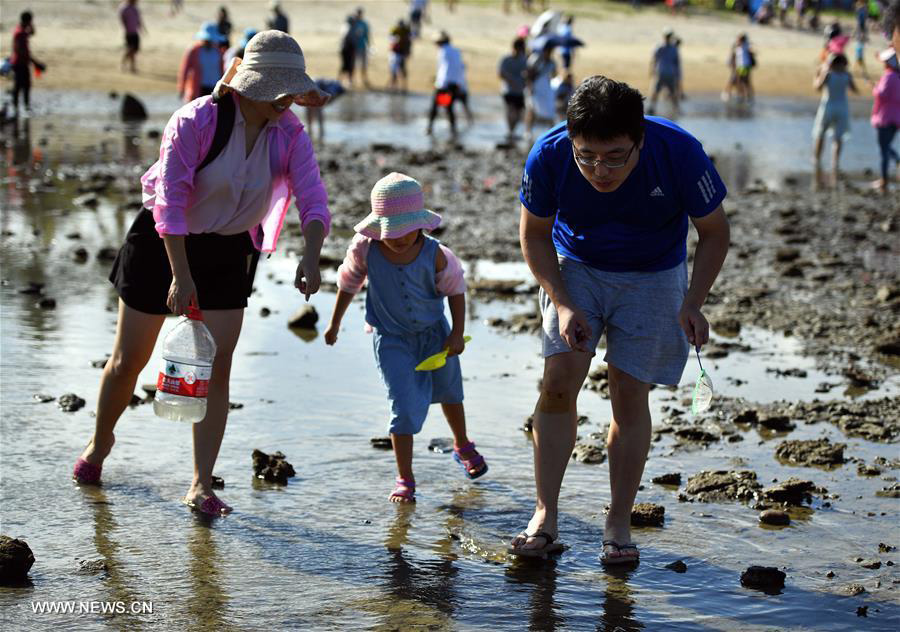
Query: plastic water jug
153 306 216 423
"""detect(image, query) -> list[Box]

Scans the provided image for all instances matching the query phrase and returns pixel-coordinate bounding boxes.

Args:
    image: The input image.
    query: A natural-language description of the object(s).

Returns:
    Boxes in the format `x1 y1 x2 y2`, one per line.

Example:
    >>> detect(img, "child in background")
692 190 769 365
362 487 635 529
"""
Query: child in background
812 53 859 187
853 0 870 79
325 173 488 503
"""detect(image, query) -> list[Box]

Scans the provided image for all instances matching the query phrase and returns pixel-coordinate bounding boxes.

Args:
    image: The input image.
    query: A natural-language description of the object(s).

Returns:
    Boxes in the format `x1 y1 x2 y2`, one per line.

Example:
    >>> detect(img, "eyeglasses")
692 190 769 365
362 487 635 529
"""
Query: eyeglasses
572 142 637 170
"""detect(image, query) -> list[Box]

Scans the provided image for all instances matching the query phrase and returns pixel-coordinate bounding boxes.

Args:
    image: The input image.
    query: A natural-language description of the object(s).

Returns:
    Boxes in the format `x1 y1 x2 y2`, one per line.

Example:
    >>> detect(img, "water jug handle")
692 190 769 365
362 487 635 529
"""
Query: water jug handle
187 305 204 321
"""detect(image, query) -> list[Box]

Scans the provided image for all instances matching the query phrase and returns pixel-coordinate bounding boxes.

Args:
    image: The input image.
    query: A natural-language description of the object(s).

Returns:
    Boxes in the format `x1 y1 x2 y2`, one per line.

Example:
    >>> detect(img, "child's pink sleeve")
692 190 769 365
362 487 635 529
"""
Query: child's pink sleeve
336 234 371 294
436 245 466 296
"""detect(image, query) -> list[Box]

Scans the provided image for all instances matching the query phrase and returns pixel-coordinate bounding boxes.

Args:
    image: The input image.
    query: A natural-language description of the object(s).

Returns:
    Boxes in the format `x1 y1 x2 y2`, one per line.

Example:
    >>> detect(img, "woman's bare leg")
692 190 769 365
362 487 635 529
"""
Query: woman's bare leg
79 300 165 467
184 308 243 509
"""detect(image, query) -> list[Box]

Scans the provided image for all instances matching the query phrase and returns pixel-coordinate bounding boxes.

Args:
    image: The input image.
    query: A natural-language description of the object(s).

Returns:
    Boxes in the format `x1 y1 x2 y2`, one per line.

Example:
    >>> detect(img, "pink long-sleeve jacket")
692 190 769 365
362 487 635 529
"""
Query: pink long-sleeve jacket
140 94 330 253
871 68 900 128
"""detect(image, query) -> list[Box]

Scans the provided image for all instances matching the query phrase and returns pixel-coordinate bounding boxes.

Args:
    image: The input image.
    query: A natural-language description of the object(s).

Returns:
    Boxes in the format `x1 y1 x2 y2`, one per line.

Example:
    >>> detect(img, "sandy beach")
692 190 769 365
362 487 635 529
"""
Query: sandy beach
0 0 882 100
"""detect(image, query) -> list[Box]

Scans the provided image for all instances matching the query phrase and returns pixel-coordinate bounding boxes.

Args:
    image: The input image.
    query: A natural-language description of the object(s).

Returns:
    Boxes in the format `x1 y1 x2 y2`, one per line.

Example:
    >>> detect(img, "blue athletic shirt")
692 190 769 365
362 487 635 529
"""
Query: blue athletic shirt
519 117 726 272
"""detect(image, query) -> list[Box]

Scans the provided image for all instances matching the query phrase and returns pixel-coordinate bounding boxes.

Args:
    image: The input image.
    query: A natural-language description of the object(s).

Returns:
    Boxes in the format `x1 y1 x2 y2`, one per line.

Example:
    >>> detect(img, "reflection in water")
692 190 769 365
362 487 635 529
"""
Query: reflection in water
387 93 410 125
336 92 366 123
2 119 33 213
598 565 643 632
505 560 565 631
10 119 33 166
709 150 753 193
122 122 143 165
723 100 756 120
82 486 148 627
380 504 458 626
186 519 230 632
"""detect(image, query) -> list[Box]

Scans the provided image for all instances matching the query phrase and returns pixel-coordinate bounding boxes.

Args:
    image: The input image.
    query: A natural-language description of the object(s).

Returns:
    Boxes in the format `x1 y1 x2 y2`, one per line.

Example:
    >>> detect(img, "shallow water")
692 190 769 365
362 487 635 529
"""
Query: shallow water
1 117 899 630
12 88 886 190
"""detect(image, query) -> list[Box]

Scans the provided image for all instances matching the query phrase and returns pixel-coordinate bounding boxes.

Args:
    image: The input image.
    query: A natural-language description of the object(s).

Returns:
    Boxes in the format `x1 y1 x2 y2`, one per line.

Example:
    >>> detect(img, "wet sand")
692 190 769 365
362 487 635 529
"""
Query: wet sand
0 0 883 100
1 95 899 629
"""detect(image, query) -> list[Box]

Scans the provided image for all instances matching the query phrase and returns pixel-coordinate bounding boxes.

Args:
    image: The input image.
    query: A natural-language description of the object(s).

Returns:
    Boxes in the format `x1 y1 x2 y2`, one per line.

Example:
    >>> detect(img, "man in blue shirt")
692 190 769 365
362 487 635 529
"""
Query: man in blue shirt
648 28 681 115
510 76 730 564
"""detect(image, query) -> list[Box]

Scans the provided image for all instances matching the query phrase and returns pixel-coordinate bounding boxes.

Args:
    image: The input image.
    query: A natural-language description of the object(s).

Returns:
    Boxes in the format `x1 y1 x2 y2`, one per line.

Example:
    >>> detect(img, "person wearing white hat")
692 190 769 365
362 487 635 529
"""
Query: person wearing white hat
73 31 332 517
427 31 467 136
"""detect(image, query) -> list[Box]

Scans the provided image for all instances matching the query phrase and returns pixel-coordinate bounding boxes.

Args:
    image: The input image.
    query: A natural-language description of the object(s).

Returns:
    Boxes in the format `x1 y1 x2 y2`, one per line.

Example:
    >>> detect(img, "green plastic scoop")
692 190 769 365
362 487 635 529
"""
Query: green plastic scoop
415 336 472 371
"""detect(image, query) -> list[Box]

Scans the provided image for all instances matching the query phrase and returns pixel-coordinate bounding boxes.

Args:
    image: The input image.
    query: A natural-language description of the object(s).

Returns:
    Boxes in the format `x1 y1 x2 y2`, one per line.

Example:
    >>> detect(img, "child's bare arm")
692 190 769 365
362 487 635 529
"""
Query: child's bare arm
445 294 467 356
324 290 355 345
435 246 467 356
328 235 370 345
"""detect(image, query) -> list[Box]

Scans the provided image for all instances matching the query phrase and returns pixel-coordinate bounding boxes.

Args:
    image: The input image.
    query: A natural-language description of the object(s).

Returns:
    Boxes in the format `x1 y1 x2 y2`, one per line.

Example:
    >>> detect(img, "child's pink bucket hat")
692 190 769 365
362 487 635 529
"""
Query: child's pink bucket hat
354 172 442 240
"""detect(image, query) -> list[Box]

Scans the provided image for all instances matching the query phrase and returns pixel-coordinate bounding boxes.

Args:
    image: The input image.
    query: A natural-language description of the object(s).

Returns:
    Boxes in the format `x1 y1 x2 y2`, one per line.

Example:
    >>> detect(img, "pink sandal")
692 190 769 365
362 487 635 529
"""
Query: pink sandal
389 477 416 503
182 494 232 516
453 441 488 480
72 457 102 485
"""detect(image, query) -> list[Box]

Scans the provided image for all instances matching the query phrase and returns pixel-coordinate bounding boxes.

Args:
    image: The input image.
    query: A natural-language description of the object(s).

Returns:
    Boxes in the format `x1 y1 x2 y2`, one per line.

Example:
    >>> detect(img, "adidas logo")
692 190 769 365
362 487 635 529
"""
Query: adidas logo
649 186 664 197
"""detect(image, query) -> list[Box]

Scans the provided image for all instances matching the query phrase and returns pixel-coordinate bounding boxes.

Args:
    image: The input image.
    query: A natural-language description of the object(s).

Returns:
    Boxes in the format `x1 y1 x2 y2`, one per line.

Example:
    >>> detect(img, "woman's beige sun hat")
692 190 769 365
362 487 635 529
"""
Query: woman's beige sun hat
217 30 329 106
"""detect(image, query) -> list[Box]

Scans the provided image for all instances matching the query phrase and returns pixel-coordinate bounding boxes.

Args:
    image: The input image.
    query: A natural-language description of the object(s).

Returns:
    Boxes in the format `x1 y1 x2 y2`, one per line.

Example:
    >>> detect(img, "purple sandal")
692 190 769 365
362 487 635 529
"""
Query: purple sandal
72 457 102 485
389 477 416 503
182 494 232 516
452 441 488 480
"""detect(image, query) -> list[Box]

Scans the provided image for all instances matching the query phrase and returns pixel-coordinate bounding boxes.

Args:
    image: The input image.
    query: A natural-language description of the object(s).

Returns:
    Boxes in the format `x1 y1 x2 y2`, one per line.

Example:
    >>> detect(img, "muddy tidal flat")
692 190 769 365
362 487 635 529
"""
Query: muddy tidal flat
1 112 899 631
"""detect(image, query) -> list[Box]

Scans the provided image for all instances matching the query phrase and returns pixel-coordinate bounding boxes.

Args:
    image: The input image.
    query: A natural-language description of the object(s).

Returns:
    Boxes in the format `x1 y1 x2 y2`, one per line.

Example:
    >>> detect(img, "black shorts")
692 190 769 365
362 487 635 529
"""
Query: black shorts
109 209 259 314
125 32 140 52
503 93 525 110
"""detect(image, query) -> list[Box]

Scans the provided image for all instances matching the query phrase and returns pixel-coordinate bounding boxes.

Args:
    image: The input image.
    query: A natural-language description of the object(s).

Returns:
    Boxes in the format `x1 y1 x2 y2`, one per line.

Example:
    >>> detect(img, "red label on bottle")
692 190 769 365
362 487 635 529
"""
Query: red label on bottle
157 359 211 397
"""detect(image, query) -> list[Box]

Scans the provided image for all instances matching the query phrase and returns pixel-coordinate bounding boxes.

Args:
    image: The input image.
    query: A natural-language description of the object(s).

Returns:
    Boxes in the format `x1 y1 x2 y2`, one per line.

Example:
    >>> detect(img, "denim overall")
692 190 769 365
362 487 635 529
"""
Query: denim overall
366 236 464 435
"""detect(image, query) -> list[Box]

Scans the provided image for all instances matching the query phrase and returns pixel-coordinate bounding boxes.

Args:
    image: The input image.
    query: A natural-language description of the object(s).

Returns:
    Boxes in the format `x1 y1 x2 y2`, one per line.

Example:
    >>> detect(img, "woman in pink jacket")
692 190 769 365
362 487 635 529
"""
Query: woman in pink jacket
871 48 900 193
72 31 331 516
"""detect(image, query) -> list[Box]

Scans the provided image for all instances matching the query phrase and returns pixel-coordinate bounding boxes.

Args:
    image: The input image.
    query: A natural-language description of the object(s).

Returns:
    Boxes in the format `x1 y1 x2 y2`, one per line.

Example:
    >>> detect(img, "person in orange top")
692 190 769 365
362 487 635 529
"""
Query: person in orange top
178 22 225 102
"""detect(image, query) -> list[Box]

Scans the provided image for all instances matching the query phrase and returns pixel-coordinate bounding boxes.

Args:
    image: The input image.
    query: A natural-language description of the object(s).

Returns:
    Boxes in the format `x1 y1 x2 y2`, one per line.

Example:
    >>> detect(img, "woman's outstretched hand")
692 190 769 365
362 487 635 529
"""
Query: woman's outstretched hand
294 257 321 301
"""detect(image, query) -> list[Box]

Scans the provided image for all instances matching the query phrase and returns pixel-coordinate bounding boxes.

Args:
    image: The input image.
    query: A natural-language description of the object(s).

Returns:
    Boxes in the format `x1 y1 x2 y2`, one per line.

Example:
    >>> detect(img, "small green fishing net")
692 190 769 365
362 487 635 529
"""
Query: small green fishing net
691 346 714 415
691 369 714 415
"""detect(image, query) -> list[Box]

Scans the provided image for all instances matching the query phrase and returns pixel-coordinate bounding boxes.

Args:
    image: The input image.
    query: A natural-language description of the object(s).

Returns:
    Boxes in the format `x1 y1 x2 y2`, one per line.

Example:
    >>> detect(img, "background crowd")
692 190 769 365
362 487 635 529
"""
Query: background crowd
2 0 898 190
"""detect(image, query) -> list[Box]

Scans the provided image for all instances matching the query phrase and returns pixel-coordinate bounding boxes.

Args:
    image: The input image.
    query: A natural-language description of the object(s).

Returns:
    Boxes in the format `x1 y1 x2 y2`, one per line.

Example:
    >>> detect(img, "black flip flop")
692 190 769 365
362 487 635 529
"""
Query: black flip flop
508 530 563 558
600 539 640 565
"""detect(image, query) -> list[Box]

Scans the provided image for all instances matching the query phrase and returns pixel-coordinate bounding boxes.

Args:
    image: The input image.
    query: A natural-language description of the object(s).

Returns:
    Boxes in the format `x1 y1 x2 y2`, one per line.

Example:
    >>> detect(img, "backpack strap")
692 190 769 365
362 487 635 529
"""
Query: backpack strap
197 92 235 172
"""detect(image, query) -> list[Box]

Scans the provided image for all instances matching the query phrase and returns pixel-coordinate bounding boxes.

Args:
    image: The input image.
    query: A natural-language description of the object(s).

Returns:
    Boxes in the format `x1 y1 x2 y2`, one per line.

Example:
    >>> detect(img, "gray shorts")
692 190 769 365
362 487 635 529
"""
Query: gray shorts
654 74 678 95
540 257 690 386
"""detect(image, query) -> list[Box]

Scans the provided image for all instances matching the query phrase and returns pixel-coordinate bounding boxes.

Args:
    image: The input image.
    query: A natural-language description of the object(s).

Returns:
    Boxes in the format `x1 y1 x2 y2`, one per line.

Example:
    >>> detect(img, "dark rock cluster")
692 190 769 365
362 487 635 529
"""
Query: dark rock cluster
0 536 34 585
252 450 296 485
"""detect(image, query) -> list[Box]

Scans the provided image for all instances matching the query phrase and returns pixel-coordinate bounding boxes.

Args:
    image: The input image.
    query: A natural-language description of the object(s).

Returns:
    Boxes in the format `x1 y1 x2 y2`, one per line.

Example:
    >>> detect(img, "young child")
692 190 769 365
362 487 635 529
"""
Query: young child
325 172 488 503
812 53 859 187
